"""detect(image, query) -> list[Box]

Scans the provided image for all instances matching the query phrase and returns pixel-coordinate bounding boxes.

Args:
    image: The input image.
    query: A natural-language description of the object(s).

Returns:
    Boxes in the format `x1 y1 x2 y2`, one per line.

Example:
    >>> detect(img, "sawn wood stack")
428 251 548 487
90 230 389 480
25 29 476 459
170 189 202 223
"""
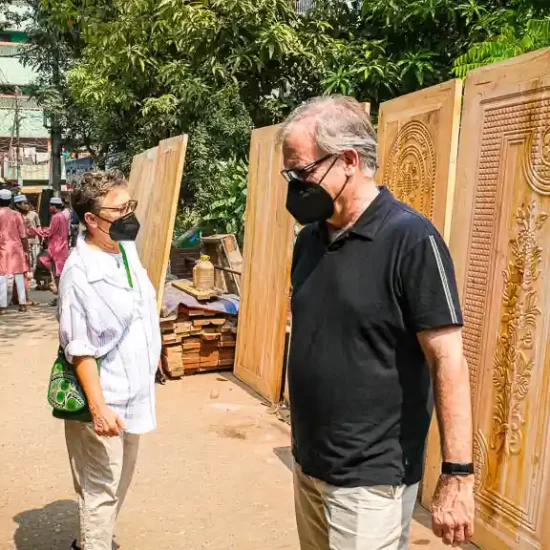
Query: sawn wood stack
160 309 237 378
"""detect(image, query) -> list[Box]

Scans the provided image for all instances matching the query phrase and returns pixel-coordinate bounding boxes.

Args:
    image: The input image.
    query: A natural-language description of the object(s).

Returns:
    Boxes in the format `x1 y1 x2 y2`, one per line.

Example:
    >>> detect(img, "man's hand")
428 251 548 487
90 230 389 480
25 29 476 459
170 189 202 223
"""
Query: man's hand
432 474 475 546
91 405 126 437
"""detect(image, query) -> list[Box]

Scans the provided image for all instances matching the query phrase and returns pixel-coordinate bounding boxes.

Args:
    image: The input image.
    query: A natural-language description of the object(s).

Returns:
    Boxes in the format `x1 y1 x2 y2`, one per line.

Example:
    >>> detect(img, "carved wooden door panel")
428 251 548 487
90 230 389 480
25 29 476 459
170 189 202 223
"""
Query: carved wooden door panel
377 80 463 506
376 79 463 241
428 49 550 549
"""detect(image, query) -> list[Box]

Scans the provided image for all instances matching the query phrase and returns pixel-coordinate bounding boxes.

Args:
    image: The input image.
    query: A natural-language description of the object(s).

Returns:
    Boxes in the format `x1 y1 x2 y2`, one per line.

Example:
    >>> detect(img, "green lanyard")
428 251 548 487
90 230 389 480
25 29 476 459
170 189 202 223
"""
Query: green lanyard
119 243 134 289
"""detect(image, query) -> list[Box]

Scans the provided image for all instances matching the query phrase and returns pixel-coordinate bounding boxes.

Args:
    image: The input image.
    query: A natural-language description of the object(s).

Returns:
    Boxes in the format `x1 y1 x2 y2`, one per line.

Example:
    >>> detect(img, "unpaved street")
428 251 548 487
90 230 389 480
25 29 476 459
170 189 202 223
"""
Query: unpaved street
0 301 461 549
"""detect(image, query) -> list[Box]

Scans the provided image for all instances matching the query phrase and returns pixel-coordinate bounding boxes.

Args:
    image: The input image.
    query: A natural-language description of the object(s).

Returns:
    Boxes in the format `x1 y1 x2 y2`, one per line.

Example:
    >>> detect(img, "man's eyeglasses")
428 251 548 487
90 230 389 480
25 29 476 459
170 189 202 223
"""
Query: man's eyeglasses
98 199 138 217
280 154 334 183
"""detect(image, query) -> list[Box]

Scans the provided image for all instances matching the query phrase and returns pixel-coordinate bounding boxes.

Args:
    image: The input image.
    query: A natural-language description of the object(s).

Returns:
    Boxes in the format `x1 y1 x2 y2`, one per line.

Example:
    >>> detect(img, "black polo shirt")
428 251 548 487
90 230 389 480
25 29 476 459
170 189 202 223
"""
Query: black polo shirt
288 187 463 488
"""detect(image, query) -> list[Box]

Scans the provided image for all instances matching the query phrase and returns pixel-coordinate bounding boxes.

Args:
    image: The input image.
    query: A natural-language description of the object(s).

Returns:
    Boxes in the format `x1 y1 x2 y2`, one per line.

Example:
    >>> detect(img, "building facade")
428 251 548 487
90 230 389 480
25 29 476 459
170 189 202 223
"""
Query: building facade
0 4 60 188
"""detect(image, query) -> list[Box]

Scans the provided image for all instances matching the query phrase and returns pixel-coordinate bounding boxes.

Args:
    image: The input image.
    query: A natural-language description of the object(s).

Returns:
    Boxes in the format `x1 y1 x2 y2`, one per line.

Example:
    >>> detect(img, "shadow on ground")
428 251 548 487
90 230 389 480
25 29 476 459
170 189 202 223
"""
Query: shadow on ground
273 446 293 472
12 499 78 550
0 306 57 349
219 372 271 405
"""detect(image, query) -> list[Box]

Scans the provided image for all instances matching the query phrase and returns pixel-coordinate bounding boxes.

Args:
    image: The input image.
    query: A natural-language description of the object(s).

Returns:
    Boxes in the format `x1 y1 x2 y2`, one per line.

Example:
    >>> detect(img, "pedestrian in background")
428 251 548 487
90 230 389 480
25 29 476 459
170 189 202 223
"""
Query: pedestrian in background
0 188 28 313
12 194 39 305
14 194 40 272
62 197 72 244
31 197 70 304
279 95 474 549
58 171 161 550
70 207 80 248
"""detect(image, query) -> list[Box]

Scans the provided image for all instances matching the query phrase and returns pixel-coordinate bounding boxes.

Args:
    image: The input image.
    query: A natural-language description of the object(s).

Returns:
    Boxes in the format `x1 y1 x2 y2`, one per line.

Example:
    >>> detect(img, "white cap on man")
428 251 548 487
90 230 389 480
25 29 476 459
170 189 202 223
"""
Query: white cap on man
50 197 63 206
0 189 12 200
14 194 27 204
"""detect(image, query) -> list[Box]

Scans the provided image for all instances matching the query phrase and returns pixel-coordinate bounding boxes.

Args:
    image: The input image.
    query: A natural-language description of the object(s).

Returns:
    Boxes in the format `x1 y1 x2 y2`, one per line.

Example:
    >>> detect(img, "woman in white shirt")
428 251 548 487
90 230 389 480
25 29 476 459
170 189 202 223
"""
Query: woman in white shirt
58 171 161 550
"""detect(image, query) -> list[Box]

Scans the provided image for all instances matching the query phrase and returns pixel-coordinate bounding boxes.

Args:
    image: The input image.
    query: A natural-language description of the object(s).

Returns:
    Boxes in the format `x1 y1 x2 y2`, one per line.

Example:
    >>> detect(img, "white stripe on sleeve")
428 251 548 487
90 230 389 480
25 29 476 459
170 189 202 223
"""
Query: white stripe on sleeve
428 235 458 324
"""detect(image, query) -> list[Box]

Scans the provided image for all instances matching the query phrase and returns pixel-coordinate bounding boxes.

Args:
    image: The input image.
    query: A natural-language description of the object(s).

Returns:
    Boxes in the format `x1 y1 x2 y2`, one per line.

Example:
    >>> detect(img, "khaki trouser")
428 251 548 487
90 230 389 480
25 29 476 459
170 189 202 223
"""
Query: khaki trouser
294 463 419 550
64 421 140 550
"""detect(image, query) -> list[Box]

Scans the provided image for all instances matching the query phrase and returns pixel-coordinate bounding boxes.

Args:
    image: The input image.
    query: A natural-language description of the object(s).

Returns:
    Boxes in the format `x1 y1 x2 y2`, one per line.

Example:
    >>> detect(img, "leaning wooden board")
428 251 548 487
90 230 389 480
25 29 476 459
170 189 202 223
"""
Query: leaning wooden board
234 125 295 403
422 48 550 550
128 135 188 309
376 79 463 242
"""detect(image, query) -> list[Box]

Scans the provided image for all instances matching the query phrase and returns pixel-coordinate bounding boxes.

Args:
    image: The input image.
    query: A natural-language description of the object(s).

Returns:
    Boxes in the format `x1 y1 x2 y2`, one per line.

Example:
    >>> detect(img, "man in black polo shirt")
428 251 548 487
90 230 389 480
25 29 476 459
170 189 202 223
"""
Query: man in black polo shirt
279 96 474 549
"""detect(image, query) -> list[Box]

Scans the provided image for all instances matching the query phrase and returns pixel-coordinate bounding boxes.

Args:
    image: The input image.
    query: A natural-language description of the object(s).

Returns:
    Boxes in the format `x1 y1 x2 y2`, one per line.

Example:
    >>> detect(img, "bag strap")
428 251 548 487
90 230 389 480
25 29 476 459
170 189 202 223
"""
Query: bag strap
119 243 134 289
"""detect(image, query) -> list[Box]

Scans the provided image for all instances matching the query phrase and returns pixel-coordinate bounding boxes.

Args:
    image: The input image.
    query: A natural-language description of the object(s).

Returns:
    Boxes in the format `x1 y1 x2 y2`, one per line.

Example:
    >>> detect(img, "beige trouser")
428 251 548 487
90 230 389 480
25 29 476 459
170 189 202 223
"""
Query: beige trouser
65 421 140 550
294 463 419 550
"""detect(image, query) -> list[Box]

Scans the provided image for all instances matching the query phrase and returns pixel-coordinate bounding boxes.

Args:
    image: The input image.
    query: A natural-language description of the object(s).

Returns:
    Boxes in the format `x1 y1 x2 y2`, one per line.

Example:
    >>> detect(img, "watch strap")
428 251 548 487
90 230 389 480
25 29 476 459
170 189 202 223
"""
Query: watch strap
441 462 474 476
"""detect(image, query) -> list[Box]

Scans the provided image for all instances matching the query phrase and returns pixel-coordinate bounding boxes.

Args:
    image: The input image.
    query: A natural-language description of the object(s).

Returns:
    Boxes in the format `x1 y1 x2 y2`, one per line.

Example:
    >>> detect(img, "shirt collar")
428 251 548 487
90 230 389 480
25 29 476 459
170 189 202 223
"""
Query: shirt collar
75 235 127 286
316 186 395 242
346 186 396 240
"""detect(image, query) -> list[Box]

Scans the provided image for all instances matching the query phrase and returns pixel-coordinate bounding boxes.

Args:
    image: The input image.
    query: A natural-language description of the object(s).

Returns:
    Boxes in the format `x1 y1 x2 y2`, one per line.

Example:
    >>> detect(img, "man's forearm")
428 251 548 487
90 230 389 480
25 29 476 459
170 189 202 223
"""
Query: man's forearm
432 355 473 463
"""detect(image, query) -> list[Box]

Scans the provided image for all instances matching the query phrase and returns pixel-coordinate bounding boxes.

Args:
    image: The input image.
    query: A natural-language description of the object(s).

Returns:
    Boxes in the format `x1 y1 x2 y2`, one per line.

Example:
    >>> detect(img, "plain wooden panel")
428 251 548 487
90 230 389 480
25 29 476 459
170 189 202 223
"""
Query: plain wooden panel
234 125 295 403
377 79 463 241
422 48 550 549
128 135 188 308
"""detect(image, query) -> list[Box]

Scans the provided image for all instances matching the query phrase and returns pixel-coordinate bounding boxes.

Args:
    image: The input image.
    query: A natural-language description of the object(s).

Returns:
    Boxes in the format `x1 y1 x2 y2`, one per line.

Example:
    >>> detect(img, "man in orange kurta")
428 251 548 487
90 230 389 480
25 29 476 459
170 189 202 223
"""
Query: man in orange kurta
0 189 28 313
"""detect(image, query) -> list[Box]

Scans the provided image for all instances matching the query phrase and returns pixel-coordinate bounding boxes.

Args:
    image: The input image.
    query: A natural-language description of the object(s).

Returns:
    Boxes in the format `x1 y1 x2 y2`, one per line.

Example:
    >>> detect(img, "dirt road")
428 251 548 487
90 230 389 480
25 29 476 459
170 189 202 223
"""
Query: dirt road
0 301 465 549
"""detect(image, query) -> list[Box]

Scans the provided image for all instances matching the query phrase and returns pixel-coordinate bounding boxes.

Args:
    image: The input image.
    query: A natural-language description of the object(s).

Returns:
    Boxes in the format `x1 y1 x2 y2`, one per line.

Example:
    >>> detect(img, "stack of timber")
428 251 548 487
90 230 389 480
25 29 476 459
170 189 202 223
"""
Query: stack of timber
160 308 237 378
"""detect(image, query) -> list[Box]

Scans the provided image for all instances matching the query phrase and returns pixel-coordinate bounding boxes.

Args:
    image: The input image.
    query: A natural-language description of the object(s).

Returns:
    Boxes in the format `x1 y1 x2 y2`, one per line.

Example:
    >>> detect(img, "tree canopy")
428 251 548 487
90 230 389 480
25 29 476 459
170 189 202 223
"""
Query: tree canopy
10 0 550 237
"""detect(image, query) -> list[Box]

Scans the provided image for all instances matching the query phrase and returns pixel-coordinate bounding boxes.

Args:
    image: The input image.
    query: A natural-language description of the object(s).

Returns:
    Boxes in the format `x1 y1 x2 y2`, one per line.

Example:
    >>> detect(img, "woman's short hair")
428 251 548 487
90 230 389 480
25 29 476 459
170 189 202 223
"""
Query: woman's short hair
71 170 127 222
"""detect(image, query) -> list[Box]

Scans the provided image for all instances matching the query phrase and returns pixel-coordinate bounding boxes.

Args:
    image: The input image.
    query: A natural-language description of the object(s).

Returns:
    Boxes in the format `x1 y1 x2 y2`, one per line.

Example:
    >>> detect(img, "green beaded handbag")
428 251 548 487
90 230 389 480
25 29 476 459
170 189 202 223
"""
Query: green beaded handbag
47 348 99 422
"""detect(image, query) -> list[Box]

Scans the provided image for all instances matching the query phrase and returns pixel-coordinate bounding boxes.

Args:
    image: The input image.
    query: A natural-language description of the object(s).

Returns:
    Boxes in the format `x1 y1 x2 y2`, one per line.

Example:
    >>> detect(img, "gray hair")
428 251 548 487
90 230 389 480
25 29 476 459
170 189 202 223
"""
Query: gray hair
278 95 378 175
71 170 127 223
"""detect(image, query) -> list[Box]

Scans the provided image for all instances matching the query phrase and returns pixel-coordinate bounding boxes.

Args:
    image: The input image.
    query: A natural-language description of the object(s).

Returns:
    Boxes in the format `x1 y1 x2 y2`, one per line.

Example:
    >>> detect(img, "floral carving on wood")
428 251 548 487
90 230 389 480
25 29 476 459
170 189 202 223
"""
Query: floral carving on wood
490 201 547 456
524 126 550 195
382 120 436 218
473 430 490 494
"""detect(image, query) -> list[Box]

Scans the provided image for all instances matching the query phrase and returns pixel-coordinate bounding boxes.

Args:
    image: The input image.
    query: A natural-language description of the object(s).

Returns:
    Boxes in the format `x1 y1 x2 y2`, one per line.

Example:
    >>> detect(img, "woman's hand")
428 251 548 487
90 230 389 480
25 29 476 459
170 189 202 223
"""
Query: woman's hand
72 356 125 437
91 405 126 437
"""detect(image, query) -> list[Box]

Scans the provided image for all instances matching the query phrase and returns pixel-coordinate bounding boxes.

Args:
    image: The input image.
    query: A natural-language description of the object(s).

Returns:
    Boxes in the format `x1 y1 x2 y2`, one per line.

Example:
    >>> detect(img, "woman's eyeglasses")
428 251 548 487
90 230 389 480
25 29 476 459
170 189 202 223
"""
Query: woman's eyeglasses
98 200 138 217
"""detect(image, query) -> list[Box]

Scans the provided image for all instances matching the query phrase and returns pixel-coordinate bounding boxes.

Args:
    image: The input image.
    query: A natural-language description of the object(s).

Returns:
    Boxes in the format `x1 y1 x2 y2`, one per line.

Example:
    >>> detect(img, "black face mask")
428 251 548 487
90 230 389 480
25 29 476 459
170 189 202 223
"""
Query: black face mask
285 164 350 225
286 179 336 225
98 211 141 242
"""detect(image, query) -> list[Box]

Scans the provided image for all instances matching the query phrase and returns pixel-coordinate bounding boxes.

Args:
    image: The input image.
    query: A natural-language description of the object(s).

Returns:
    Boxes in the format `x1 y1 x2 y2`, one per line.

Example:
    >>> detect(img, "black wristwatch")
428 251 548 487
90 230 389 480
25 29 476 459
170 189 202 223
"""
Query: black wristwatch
441 462 475 476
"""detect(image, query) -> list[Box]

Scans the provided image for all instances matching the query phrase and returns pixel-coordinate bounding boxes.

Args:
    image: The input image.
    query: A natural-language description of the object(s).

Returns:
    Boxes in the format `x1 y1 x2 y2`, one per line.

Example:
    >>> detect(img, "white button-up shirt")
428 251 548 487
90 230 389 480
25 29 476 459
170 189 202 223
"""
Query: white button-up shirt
58 236 161 434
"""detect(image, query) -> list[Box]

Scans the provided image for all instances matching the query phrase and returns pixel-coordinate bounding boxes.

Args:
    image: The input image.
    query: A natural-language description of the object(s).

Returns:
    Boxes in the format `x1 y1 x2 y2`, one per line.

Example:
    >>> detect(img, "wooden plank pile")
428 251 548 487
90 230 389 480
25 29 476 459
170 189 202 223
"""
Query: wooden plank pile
160 308 237 378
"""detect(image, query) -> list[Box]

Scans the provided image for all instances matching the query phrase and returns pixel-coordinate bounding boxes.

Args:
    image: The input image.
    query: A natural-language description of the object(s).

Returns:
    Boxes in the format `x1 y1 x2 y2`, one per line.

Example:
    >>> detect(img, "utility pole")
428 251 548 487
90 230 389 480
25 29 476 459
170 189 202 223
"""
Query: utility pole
8 87 22 186
49 47 62 195
15 87 22 187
